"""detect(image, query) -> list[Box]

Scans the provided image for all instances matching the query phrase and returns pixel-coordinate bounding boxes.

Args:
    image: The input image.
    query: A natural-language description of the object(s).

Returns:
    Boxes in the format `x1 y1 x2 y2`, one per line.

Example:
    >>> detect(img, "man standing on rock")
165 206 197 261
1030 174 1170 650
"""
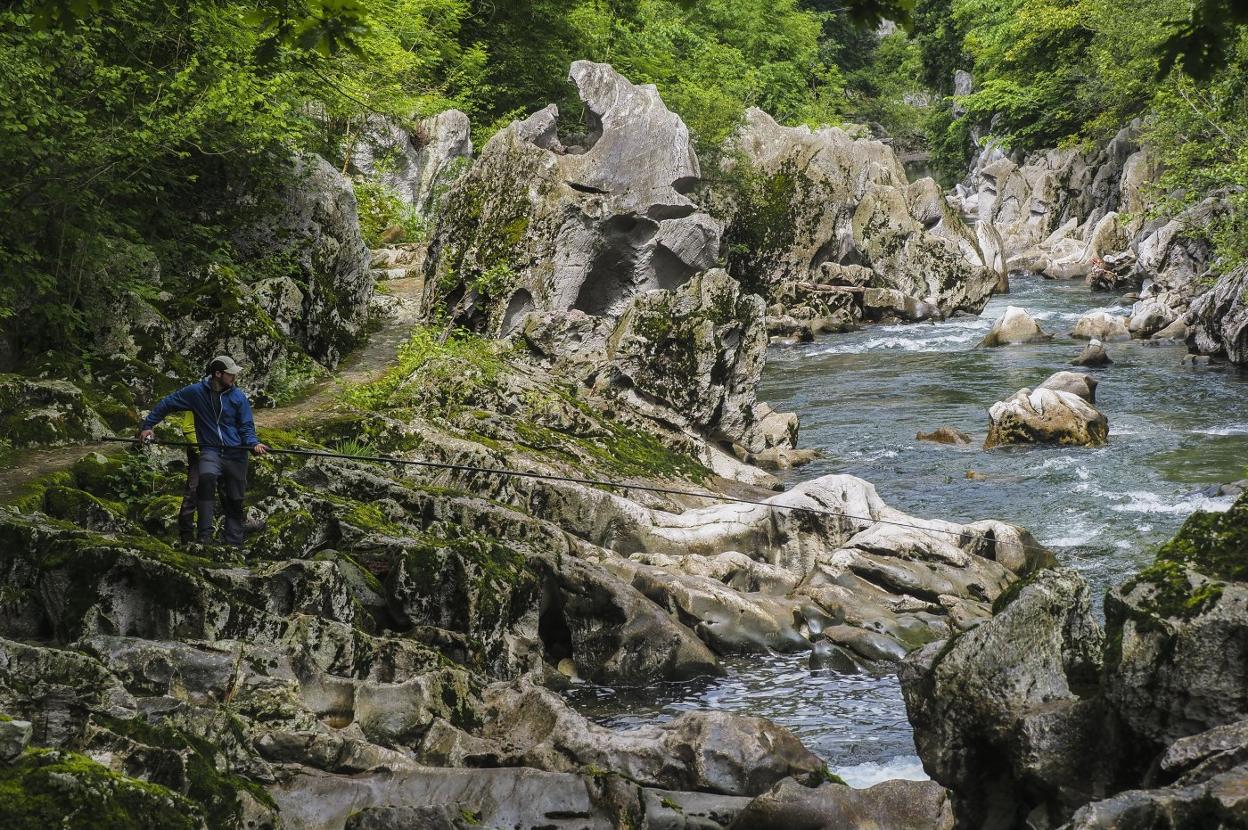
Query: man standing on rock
138 355 268 548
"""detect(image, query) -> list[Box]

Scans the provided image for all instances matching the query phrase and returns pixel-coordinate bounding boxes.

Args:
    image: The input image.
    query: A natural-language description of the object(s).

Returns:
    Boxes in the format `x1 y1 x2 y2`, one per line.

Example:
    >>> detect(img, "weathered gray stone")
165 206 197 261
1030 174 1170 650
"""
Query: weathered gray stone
235 154 373 369
1104 575 1248 750
352 110 472 215
1073 341 1113 367
424 62 720 335
901 569 1106 830
1186 265 1248 365
1072 311 1130 341
1039 370 1098 403
728 777 955 830
986 386 1109 448
980 306 1051 346
0 717 32 763
719 108 996 319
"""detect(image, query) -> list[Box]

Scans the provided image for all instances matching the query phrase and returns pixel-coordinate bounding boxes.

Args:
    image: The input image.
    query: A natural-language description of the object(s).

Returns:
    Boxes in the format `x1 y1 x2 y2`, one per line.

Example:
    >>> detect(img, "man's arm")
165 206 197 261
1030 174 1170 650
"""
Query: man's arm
237 394 268 455
139 385 194 436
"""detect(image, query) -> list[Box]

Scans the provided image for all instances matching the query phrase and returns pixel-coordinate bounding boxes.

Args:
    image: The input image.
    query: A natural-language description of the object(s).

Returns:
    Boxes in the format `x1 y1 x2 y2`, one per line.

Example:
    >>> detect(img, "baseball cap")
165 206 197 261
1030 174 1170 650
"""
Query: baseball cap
208 355 245 375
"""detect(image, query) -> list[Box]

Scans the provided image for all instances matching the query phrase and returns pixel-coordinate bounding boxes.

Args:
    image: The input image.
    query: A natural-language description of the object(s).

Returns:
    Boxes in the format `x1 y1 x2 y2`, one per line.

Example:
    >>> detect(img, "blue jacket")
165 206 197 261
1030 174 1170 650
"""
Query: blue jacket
142 379 259 453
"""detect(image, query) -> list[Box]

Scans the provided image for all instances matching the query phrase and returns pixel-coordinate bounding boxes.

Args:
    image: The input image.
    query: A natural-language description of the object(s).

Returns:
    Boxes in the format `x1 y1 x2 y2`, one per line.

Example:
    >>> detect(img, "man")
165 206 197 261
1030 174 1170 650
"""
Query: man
139 355 269 548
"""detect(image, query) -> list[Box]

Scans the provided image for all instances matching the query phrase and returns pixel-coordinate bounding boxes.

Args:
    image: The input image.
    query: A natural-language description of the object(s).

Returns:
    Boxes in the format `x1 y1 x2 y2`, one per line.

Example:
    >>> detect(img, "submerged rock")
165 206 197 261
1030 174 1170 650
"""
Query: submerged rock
980 306 1051 347
985 386 1108 448
917 426 973 445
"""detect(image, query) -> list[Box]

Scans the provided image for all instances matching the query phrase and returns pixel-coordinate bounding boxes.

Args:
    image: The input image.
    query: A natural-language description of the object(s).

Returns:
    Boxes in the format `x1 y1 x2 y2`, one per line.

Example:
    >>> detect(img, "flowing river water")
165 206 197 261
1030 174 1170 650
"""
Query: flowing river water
567 273 1248 787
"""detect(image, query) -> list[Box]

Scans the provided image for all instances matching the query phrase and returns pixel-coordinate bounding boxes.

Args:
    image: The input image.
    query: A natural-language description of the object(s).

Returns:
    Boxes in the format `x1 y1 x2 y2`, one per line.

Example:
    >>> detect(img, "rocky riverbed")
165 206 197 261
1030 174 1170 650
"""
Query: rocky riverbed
1 57 1246 830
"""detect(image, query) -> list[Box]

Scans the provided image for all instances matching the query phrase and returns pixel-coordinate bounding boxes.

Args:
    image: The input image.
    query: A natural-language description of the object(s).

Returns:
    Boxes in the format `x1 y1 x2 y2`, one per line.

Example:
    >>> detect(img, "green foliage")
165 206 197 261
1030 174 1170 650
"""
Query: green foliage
353 180 426 246
1144 30 1248 267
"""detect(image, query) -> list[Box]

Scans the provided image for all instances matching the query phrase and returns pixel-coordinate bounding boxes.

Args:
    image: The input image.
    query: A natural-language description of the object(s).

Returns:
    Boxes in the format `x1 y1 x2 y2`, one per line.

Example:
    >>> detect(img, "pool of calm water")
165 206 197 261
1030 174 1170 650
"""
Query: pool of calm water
565 273 1248 787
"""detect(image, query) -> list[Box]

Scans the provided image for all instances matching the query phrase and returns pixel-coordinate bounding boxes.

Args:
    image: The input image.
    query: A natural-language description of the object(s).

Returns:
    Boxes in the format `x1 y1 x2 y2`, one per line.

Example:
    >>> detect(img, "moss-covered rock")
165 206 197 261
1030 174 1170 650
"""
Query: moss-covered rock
0 748 203 830
0 375 109 448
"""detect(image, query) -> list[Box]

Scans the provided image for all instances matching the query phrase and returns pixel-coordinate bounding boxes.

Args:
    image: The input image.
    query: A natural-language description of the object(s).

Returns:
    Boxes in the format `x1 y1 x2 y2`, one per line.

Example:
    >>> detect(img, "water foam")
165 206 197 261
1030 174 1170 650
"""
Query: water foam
1111 490 1236 515
834 755 929 788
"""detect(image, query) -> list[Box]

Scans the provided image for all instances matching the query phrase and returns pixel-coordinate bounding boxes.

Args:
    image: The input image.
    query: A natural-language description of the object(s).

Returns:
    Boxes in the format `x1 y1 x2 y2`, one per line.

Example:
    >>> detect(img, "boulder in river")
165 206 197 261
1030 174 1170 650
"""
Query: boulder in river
980 306 1052 347
1038 370 1098 403
1072 340 1113 367
1072 310 1130 341
917 426 973 445
985 386 1108 447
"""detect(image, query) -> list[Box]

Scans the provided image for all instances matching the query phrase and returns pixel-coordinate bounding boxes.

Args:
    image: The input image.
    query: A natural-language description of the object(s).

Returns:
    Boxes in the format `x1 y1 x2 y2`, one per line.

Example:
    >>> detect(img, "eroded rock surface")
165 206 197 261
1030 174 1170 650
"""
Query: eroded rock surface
424 61 721 334
986 386 1108 448
1186 265 1248 365
720 108 997 323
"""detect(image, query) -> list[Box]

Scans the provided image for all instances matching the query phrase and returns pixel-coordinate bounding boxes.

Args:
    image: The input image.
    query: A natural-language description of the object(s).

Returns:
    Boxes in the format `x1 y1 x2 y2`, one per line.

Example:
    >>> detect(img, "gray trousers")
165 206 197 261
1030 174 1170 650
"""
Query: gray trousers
197 448 248 546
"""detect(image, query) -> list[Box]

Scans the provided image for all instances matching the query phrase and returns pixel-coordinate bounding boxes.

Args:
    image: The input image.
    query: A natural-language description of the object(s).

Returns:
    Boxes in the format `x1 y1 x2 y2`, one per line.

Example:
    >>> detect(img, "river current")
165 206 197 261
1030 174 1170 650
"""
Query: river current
567 273 1247 787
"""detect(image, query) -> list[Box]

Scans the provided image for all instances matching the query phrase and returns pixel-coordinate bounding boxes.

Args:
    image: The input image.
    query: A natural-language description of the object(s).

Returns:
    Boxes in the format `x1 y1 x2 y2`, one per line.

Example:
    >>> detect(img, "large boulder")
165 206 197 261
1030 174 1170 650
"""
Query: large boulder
351 110 473 215
234 154 374 369
1186 265 1248 365
423 61 721 335
900 569 1106 830
980 306 1051 347
985 386 1108 448
719 108 996 319
1072 311 1130 342
1103 492 1248 752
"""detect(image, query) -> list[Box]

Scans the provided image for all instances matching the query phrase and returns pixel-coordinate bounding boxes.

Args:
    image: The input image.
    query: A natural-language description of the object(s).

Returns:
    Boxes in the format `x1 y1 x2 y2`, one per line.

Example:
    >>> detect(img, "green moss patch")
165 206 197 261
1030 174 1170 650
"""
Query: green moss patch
0 748 202 830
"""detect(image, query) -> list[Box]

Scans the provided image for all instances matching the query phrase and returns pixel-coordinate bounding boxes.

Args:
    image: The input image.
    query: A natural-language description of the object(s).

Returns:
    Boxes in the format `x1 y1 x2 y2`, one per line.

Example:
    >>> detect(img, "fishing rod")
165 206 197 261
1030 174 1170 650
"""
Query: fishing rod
102 436 1066 562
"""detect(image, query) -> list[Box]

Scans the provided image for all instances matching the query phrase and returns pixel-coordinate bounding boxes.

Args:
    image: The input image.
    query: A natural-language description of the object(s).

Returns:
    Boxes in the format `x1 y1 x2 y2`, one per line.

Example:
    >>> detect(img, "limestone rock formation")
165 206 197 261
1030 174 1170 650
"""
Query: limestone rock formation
1072 310 1130 341
902 493 1248 830
718 108 997 321
956 124 1149 267
234 153 374 370
900 569 1106 830
980 306 1051 346
1186 265 1248 365
424 61 721 335
985 386 1109 447
351 110 473 215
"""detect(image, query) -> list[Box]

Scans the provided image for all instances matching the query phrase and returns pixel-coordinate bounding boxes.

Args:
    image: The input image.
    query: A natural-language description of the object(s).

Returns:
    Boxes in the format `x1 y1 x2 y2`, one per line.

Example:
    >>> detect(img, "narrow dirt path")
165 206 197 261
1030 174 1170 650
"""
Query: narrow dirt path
0 277 423 504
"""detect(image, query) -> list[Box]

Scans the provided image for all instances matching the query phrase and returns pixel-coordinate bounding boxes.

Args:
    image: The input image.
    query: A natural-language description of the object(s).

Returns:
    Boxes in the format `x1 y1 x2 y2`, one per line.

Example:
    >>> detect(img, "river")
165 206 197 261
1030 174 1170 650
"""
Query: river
566 272 1248 787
